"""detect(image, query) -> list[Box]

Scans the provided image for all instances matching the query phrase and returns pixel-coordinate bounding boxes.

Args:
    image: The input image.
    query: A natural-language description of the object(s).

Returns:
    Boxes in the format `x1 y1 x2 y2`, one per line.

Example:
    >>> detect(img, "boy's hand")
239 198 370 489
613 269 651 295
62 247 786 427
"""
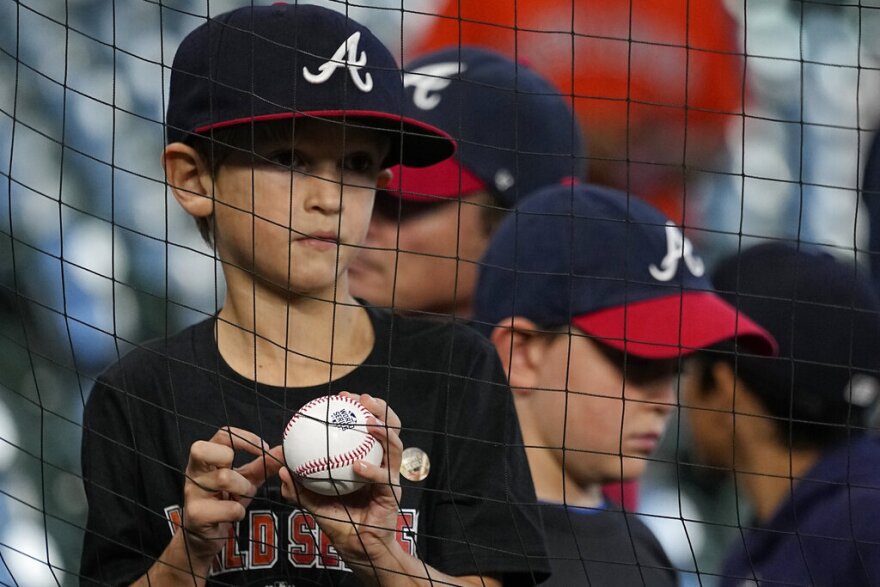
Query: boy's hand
180 427 282 562
279 392 405 571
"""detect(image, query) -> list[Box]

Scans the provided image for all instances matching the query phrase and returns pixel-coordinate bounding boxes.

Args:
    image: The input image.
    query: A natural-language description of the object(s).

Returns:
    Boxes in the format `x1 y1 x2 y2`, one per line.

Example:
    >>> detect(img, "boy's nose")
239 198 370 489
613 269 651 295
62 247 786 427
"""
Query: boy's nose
653 381 678 413
628 379 678 414
302 168 344 213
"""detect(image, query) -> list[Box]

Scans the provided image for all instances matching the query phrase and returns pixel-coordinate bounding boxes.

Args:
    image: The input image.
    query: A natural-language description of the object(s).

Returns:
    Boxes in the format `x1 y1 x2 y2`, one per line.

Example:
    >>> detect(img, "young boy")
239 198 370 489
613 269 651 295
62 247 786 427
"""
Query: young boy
80 5 548 586
682 243 880 586
349 45 586 318
471 183 776 585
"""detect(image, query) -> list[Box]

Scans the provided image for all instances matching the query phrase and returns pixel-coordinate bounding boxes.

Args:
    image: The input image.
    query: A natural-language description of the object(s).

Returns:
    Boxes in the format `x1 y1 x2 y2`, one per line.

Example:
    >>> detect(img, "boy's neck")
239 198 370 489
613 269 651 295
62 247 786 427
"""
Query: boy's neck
736 441 822 524
215 286 374 388
525 446 605 508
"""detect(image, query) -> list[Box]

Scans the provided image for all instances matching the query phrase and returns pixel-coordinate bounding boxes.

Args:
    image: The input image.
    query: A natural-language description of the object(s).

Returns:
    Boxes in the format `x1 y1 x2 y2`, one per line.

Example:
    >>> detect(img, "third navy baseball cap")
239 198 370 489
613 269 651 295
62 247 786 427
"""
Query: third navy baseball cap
385 46 586 205
165 3 455 168
473 183 777 358
711 243 880 426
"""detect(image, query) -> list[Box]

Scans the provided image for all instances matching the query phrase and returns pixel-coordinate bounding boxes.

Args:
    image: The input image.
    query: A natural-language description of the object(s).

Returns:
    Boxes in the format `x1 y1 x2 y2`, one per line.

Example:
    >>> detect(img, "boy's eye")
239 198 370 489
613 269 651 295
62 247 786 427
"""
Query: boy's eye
265 150 304 169
593 341 680 385
343 152 376 174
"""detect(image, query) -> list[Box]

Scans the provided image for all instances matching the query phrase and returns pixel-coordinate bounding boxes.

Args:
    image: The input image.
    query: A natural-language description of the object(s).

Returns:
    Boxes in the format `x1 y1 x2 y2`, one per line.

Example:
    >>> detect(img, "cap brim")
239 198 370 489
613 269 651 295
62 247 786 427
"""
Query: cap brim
193 110 456 168
571 292 778 359
384 158 486 202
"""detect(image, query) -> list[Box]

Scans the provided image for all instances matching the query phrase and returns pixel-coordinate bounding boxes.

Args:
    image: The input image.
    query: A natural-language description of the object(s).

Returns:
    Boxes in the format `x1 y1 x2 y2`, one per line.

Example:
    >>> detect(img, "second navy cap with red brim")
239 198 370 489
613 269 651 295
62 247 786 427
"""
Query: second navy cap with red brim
473 183 777 359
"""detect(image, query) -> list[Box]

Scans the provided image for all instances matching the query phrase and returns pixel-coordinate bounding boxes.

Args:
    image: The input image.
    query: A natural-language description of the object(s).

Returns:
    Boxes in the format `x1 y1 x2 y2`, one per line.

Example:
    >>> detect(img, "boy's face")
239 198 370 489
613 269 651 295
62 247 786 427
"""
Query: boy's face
530 331 678 485
680 359 734 472
348 190 493 315
209 118 391 298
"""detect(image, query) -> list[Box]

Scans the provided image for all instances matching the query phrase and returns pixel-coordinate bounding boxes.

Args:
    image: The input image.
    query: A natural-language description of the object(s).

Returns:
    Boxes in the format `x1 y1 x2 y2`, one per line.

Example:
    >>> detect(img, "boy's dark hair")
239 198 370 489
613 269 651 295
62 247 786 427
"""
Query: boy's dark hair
186 122 295 245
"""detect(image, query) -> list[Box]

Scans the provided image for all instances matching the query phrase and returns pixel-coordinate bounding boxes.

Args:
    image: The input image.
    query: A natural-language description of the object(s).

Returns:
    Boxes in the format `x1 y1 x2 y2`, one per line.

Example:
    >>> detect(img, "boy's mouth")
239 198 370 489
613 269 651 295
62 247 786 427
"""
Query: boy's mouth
294 231 340 250
625 432 663 455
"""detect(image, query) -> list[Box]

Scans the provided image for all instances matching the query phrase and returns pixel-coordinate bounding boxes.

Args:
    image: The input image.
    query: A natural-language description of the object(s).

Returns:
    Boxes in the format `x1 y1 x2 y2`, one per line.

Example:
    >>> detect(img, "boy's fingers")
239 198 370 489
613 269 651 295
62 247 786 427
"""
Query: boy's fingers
188 465 257 498
185 498 248 526
187 428 279 497
344 392 402 430
366 416 403 474
352 457 399 489
367 416 403 452
187 441 236 474
236 445 285 486
188 427 271 475
210 426 270 456
278 467 302 505
338 393 405 474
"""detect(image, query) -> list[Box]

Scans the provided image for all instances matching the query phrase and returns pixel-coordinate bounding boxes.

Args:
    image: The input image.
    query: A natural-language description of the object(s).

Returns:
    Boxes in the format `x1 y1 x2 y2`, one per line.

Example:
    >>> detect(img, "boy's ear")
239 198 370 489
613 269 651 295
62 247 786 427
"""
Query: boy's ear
161 142 214 219
376 168 393 190
490 317 550 393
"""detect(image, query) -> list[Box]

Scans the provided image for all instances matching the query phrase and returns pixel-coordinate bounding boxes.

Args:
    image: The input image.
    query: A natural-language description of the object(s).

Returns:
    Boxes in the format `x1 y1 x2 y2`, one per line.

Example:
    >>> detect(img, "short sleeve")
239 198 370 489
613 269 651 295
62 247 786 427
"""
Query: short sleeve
424 338 550 585
80 373 169 586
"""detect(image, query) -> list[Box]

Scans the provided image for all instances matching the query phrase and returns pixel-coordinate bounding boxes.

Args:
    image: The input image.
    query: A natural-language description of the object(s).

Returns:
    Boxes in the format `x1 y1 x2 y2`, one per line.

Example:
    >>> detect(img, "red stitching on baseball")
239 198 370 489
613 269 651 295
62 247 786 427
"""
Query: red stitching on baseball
285 395 378 479
283 394 373 440
293 435 377 477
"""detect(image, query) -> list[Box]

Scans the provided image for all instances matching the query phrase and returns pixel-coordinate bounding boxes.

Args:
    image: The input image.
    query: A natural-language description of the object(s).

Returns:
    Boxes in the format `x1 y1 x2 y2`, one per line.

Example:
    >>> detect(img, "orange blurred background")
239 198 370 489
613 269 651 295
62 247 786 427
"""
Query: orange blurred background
410 0 744 225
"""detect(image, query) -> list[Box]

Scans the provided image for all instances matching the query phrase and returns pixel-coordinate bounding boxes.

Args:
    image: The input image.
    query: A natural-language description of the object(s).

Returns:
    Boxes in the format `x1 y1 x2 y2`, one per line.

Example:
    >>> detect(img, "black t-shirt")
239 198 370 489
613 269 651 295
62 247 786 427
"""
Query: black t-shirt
80 307 550 586
536 502 677 587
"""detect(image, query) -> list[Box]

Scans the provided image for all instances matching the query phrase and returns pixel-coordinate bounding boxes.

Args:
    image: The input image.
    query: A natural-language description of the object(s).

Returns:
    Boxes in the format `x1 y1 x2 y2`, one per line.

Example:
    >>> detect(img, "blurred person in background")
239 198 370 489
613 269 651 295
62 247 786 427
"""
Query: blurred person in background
409 0 743 225
343 44 663 512
349 45 586 319
380 0 743 530
411 0 880 267
682 242 880 586
471 183 776 585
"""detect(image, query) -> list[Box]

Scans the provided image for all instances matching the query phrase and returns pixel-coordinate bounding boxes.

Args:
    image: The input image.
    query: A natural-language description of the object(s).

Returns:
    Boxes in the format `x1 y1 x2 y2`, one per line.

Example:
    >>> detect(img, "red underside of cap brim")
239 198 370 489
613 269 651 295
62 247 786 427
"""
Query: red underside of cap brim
385 158 486 202
571 291 778 359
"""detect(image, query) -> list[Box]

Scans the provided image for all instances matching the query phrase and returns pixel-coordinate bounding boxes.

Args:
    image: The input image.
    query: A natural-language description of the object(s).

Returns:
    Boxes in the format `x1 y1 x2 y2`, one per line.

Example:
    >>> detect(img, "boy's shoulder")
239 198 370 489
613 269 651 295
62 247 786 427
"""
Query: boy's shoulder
368 307 494 352
367 306 500 371
95 317 214 385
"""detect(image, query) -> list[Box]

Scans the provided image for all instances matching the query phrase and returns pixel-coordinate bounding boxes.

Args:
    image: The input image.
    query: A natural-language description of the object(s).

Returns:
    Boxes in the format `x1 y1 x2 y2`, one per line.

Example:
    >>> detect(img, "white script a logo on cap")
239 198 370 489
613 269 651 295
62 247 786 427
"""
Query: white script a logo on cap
303 32 373 92
404 62 467 110
649 222 706 281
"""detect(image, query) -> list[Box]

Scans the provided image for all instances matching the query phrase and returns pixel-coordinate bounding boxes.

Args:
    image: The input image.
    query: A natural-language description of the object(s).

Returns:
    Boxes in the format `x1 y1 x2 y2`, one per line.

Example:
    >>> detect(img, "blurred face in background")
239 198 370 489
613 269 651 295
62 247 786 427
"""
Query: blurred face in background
528 330 679 485
680 357 738 473
349 190 495 316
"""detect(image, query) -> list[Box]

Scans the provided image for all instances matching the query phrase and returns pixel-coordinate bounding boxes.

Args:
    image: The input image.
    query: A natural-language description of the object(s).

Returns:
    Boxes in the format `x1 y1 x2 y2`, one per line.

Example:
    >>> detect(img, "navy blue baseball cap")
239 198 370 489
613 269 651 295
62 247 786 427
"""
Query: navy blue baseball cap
473 183 777 359
165 3 455 168
384 46 586 206
711 243 880 426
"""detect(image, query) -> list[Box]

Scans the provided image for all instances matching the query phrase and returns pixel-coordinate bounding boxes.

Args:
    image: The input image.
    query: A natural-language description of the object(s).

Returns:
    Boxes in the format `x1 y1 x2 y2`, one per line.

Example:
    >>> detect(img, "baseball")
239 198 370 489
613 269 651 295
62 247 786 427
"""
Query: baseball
282 394 384 496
